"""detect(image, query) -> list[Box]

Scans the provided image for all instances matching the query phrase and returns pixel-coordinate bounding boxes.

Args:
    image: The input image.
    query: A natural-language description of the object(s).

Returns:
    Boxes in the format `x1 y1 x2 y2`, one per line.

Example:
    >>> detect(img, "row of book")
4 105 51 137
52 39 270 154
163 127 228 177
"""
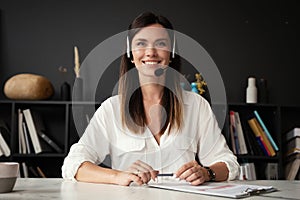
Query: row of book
0 119 11 157
285 128 300 180
229 110 279 156
18 108 63 154
238 163 256 180
18 162 46 178
239 162 278 180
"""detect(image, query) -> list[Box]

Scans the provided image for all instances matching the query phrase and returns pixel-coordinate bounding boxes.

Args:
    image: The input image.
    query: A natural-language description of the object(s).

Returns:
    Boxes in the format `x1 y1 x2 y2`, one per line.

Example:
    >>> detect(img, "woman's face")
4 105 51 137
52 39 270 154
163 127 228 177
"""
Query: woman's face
131 23 171 77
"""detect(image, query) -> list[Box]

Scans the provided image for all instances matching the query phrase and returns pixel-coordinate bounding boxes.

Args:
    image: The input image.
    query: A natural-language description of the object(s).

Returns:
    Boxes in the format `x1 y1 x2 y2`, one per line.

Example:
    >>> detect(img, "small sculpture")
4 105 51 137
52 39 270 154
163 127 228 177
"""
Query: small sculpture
74 46 80 78
195 73 207 95
73 46 83 101
191 82 199 94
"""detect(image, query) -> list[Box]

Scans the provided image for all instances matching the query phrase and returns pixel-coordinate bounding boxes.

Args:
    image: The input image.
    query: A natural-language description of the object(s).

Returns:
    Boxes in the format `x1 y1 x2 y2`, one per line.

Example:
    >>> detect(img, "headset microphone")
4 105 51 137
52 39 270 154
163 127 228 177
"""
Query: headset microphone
154 68 167 77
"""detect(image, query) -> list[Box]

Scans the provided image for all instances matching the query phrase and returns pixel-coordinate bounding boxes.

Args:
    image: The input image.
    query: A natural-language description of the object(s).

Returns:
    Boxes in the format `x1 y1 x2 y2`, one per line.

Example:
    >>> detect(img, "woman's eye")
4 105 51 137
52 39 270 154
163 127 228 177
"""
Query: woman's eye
136 42 146 47
156 41 167 47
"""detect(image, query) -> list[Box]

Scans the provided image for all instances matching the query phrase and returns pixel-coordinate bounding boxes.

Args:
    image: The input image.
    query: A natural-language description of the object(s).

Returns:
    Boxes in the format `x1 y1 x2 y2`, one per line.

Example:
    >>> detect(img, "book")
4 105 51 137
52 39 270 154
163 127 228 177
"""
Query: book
23 109 42 154
36 166 46 178
21 162 29 178
38 131 63 153
22 122 32 154
18 109 27 154
241 128 254 155
253 118 276 156
248 118 270 156
229 111 236 154
286 148 300 157
31 111 62 153
28 166 39 177
285 154 300 180
23 109 55 153
287 137 300 154
247 163 257 180
239 163 256 180
286 128 300 141
0 132 10 157
265 163 278 180
255 136 269 156
234 112 248 155
248 118 275 156
254 110 279 151
229 111 239 154
148 178 276 198
0 120 11 157
242 120 264 156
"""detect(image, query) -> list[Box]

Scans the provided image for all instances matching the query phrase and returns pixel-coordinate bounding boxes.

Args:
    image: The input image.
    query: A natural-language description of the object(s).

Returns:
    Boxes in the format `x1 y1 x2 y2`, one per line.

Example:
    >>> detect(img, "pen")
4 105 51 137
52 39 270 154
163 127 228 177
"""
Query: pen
157 173 174 177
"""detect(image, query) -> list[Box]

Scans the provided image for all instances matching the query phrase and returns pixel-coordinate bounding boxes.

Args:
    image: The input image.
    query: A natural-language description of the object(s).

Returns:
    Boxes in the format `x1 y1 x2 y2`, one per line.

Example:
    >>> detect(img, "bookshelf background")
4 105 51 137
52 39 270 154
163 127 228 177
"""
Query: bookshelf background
0 100 100 178
1 100 300 179
224 103 282 180
224 103 300 180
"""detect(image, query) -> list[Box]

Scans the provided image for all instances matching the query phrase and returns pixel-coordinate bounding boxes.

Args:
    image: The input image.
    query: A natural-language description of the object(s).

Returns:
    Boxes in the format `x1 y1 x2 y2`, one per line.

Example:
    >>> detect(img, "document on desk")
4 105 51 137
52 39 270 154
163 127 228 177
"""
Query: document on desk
148 178 276 198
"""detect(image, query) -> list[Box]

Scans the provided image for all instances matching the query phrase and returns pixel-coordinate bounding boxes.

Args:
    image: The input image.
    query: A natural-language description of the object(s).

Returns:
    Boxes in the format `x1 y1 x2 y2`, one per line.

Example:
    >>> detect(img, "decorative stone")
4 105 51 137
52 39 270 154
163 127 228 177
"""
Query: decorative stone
4 73 54 100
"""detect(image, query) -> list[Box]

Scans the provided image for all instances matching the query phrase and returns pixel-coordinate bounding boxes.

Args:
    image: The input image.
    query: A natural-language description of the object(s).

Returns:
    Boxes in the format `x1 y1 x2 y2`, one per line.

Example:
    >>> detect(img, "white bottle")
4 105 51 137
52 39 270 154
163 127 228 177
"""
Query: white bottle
246 77 257 103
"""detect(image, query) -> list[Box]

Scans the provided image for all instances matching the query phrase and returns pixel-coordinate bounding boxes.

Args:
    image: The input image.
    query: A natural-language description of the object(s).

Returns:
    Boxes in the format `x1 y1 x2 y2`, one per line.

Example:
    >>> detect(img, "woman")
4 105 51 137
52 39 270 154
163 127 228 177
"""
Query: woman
62 11 239 186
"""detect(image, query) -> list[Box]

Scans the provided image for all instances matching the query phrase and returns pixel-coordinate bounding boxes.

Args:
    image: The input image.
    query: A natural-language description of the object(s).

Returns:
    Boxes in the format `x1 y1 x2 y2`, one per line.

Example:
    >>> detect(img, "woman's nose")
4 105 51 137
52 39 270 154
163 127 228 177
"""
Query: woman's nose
145 47 158 57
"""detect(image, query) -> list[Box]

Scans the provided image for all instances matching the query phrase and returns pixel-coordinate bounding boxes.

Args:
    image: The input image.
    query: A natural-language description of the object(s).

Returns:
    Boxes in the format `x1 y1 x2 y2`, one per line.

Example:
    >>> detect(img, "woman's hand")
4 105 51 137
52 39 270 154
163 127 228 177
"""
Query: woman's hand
114 171 144 186
126 160 159 184
175 160 208 185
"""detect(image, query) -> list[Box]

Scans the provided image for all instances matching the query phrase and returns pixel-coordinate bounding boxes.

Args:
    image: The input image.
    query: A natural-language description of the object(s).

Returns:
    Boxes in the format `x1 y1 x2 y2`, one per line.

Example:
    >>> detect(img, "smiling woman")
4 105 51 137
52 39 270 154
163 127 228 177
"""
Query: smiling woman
62 11 239 187
131 24 172 80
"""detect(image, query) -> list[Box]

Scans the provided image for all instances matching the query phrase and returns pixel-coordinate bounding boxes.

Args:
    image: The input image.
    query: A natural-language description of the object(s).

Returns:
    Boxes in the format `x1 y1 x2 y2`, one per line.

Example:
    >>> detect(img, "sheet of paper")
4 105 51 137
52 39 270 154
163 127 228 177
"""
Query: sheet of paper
148 177 276 198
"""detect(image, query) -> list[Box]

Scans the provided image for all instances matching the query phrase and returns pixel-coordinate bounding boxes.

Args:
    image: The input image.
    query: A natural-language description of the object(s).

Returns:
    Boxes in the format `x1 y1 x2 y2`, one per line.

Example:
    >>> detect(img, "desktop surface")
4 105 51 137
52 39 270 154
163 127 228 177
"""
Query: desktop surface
0 178 299 200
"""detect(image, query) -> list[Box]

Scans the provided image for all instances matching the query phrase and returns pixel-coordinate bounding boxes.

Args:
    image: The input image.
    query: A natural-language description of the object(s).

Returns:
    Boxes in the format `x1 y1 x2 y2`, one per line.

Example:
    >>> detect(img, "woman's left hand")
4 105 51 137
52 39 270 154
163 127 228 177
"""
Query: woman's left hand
175 160 207 185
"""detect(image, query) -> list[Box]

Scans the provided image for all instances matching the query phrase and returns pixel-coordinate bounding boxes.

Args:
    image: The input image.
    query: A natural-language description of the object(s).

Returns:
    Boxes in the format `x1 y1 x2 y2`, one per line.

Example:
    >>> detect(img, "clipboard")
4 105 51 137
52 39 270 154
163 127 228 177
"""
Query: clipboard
148 178 277 198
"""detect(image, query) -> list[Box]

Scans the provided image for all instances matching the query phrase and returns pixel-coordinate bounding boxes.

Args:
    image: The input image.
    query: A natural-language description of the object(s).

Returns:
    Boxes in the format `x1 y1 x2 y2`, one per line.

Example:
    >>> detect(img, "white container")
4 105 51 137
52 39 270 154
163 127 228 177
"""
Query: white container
0 162 19 193
246 77 257 103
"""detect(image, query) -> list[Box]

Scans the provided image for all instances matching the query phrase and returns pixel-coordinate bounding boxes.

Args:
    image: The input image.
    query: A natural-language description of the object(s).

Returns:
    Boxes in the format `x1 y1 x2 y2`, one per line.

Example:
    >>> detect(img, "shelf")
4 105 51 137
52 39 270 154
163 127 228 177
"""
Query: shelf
236 155 280 161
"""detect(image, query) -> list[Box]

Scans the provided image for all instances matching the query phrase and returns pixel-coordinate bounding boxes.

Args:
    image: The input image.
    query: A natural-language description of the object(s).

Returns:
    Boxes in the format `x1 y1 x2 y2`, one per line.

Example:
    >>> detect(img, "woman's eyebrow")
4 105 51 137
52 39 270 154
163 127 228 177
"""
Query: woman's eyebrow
133 38 147 42
133 38 169 42
155 38 169 42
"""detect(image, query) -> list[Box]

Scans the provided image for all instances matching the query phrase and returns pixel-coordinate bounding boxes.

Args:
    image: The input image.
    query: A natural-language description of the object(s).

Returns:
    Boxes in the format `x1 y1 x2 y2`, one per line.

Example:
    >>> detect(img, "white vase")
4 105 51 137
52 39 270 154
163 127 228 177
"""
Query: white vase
246 77 257 103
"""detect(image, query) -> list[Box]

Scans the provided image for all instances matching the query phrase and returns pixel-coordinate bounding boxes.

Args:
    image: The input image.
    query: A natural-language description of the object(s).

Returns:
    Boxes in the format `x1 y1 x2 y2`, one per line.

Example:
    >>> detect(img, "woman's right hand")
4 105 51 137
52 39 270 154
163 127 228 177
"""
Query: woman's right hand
114 171 144 186
126 160 159 185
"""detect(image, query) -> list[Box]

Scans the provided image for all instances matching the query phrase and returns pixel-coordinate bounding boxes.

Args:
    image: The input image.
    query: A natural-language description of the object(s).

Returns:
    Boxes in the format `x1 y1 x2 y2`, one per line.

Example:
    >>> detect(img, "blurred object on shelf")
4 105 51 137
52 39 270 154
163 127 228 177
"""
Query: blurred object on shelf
3 73 54 100
258 78 269 103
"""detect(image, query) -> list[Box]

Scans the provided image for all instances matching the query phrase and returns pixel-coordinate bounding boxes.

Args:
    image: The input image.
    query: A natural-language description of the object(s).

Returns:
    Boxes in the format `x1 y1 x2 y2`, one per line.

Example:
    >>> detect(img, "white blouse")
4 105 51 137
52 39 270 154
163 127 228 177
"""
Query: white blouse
62 91 239 180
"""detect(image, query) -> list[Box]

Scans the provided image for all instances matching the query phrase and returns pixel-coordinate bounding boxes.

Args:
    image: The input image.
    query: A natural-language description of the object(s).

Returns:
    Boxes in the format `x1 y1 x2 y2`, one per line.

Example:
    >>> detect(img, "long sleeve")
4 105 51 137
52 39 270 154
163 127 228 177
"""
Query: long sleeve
196 96 239 180
62 101 111 180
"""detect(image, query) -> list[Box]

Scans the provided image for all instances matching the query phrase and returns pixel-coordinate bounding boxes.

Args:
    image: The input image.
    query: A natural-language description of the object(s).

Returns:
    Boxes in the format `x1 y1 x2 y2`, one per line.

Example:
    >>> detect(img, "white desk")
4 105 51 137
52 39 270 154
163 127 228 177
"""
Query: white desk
0 178 299 200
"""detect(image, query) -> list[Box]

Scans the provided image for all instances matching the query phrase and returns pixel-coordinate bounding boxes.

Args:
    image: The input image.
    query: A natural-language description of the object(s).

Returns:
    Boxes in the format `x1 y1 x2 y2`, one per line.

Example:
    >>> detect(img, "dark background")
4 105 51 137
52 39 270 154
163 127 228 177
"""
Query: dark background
0 0 298 104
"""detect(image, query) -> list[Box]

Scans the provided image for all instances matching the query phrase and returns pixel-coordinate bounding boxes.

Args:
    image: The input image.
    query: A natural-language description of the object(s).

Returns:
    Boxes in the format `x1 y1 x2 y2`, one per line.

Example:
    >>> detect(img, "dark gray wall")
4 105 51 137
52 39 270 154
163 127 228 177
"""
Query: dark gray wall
0 0 299 104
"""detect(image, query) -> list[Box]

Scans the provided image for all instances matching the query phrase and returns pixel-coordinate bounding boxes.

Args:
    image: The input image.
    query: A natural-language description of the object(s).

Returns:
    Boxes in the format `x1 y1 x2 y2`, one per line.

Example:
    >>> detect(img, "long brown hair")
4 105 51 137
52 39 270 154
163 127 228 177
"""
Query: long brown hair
118 11 183 134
